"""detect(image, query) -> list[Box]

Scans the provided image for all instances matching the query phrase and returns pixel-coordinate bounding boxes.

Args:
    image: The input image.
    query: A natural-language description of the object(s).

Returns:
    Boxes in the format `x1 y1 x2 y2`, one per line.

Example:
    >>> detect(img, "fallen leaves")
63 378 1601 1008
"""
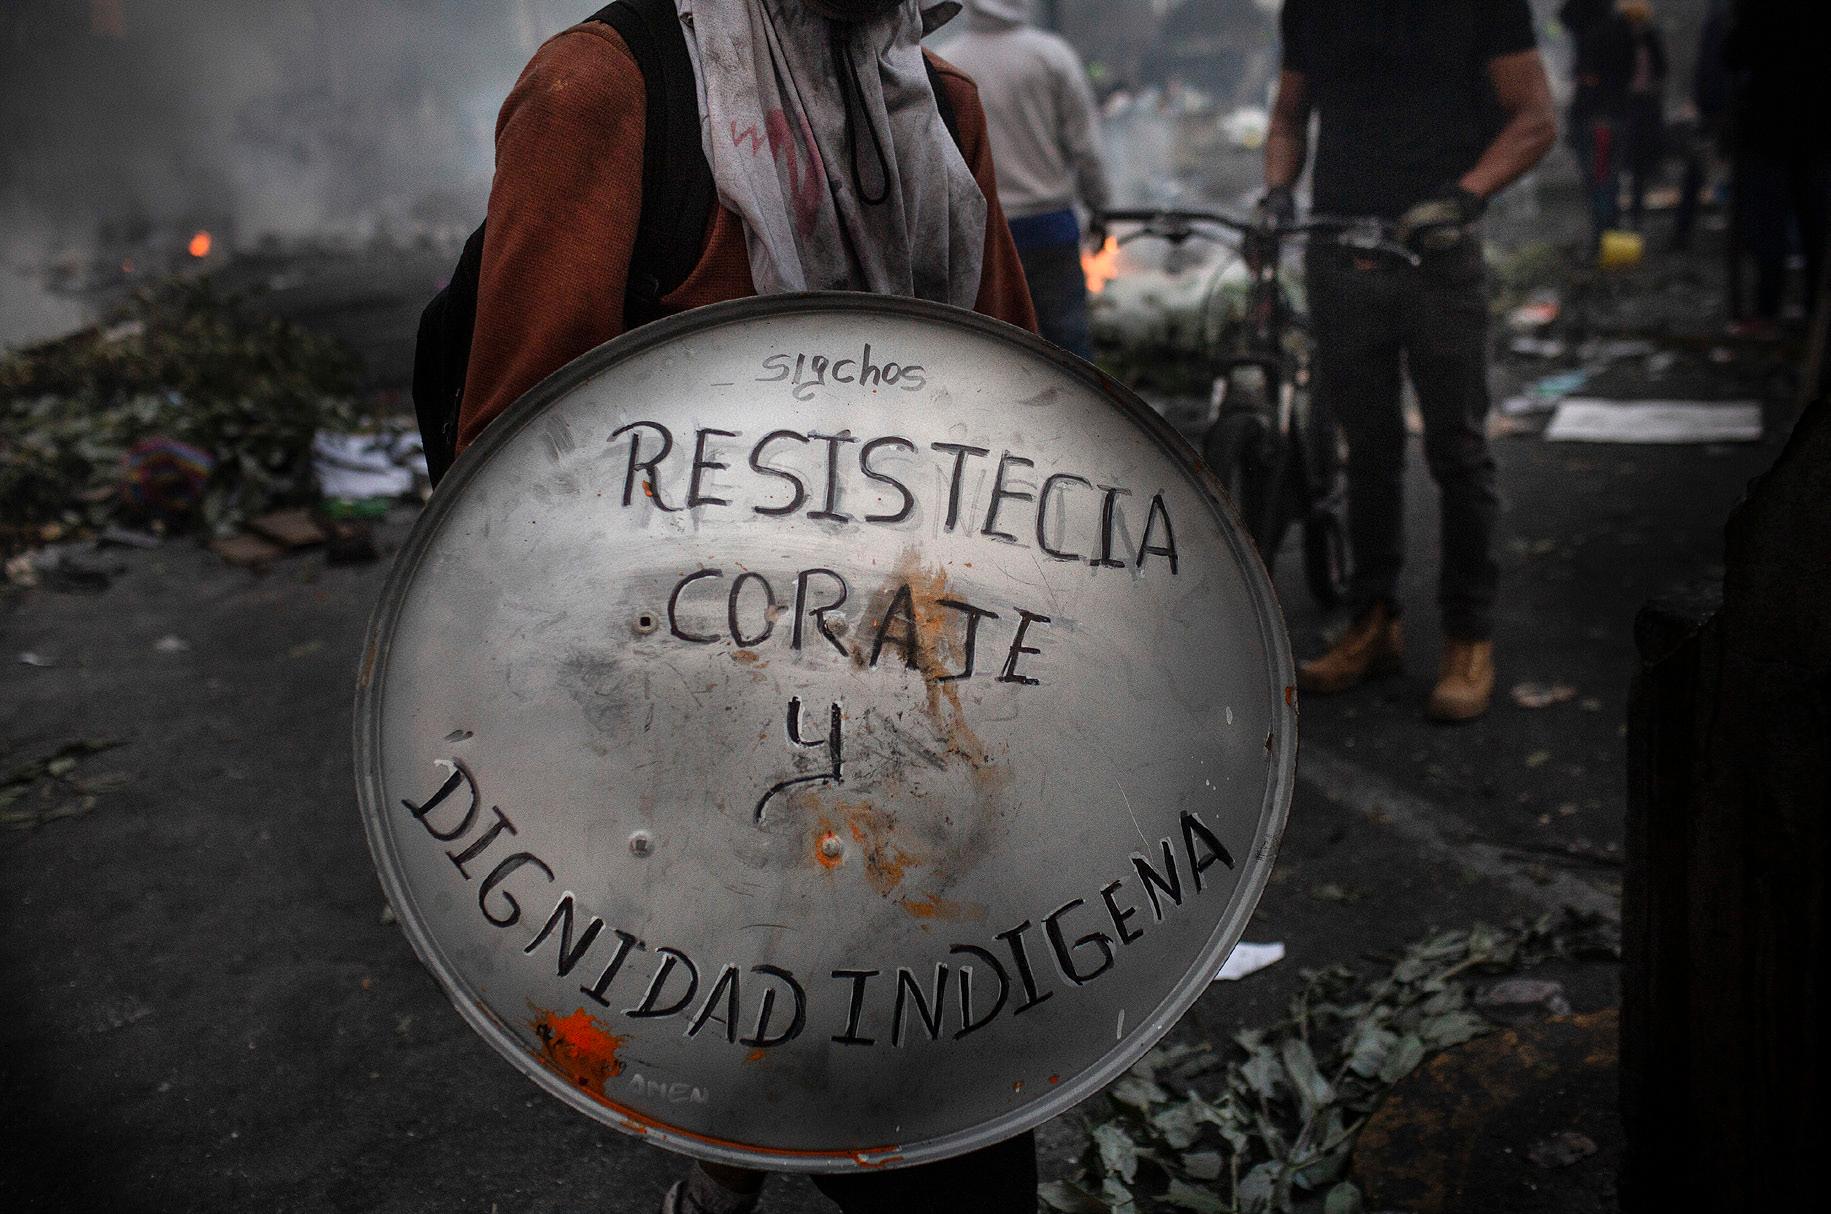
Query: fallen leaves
1 278 360 544
1526 1130 1599 1169
0 738 127 830
1047 911 1620 1213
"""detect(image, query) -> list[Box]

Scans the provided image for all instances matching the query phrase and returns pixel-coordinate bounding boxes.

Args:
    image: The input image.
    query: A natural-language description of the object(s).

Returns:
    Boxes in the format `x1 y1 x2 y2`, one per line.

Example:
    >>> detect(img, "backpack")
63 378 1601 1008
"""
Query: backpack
412 0 965 486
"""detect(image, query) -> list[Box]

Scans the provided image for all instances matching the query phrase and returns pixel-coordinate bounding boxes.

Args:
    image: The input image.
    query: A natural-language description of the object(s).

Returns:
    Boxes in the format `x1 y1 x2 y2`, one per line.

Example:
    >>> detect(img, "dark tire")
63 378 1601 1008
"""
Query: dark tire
1302 508 1351 609
1202 411 1279 567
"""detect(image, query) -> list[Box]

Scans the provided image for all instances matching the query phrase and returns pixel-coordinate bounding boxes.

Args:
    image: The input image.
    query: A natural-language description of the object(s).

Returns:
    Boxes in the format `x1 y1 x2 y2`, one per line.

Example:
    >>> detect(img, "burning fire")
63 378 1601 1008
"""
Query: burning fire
188 231 214 259
1083 235 1120 295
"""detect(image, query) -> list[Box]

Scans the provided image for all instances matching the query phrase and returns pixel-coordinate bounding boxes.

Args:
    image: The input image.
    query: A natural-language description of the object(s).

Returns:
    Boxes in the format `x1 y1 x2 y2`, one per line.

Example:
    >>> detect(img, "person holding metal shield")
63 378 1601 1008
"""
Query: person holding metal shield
1265 0 1556 722
458 2 1038 1210
458 0 1037 456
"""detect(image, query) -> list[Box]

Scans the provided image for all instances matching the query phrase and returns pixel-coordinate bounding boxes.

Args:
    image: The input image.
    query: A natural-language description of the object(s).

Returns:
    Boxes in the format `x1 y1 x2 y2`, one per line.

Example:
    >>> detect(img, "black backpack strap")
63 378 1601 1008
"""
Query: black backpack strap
924 55 962 152
591 0 716 326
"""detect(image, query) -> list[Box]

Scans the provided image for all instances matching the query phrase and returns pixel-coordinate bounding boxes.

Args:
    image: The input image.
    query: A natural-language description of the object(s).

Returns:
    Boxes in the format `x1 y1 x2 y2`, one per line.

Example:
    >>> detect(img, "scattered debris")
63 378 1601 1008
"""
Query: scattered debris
312 430 424 501
1215 941 1286 982
153 635 191 654
50 560 115 595
1046 913 1619 1214
1510 682 1577 709
1507 336 1566 359
0 739 127 831
1579 337 1656 363
0 278 362 544
1476 978 1573 1017
211 533 285 569
75 994 155 1036
96 524 162 550
1309 882 1364 904
1488 412 1534 439
1545 399 1763 444
1526 1130 1599 1170
1525 750 1552 768
1221 106 1270 150
247 507 326 550
19 545 119 594
1597 229 1643 271
17 651 57 667
323 518 381 565
1501 369 1591 417
1505 288 1562 331
4 552 38 587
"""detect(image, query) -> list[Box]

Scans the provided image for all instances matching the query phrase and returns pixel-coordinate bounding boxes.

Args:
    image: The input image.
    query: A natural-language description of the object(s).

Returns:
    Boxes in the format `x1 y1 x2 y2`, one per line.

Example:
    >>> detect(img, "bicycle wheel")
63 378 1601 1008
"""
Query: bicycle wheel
1202 411 1278 567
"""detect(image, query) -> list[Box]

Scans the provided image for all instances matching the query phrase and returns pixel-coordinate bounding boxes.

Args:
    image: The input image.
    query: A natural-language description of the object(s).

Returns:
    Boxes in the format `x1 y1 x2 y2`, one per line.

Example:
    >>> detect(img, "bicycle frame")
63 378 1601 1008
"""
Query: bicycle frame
1103 209 1412 599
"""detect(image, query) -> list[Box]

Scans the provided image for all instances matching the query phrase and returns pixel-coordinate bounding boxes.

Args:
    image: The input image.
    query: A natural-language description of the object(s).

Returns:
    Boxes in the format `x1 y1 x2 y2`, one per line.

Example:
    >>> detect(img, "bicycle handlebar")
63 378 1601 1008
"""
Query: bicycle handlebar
1101 208 1421 267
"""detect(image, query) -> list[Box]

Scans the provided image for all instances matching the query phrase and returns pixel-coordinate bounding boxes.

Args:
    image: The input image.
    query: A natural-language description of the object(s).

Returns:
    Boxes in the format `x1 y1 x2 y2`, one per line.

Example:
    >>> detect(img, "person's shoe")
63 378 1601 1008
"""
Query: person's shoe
1297 604 1404 694
661 1171 762 1214
1427 638 1495 722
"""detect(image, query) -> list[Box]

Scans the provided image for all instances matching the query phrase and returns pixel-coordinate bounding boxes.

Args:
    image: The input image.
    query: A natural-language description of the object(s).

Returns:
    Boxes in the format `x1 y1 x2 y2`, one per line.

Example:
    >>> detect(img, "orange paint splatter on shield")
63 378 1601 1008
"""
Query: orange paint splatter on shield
899 892 987 923
842 802 920 894
532 1007 628 1103
814 825 844 870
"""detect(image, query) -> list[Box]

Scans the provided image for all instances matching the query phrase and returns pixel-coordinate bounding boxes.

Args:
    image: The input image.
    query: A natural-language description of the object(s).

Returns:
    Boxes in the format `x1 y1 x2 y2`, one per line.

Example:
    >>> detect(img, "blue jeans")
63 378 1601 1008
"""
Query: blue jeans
1009 210 1093 361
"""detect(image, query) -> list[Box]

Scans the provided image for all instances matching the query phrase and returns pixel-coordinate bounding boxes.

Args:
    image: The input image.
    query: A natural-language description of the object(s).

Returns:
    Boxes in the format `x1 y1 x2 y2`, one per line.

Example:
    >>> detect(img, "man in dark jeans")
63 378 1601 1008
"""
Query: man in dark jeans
1265 0 1555 722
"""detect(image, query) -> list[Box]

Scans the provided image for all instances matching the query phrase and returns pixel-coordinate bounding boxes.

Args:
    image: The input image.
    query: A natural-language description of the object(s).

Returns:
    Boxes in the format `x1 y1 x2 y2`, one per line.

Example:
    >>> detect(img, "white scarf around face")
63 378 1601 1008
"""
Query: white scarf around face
682 0 986 308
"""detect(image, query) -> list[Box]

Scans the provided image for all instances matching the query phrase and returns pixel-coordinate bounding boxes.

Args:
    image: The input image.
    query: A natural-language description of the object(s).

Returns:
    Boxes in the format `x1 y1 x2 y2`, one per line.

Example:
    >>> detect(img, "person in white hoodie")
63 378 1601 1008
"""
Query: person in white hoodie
942 0 1110 359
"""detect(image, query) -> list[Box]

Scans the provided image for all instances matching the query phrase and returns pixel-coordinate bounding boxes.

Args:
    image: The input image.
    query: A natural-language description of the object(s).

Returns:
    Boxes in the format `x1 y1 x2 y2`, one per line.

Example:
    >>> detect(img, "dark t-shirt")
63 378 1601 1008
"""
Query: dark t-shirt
1282 0 1538 218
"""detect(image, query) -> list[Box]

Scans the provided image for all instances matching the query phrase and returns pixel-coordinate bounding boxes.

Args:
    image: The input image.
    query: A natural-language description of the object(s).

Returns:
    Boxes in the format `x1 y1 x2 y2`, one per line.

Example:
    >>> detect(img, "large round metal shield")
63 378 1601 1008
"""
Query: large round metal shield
356 294 1295 1171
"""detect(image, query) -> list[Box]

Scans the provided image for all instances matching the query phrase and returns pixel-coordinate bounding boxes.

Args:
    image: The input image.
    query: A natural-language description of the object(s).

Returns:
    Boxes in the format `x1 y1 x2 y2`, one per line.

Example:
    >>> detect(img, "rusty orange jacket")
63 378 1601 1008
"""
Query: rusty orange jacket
459 22 1039 450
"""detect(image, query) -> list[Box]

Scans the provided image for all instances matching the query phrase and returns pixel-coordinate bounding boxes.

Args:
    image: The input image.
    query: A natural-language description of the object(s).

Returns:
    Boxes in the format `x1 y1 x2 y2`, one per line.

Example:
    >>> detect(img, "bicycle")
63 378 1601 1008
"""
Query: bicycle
1100 208 1417 609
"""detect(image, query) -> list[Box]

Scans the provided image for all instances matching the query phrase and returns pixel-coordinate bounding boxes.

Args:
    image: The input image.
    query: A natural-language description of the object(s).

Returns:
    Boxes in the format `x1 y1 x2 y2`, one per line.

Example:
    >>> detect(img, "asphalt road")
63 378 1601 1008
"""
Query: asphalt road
0 216 1800 1211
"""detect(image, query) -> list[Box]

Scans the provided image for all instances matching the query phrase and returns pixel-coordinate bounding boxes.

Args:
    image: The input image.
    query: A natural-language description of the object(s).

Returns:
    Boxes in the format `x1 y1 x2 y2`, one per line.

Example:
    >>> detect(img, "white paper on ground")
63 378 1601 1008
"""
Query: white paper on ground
1214 940 1286 981
312 431 427 499
1544 399 1762 444
1501 393 1556 417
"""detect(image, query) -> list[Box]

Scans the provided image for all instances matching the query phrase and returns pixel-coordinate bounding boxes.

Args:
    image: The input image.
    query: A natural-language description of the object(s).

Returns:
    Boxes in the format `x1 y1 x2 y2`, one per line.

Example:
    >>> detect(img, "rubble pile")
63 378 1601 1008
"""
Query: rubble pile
0 279 364 552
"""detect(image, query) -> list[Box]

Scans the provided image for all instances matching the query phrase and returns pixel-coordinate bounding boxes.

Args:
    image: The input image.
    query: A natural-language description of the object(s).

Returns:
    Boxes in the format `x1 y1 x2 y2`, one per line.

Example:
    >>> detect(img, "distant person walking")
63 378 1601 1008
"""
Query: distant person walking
1671 0 1729 252
944 0 1110 359
1617 1 1668 230
1560 0 1633 244
1725 1 1831 332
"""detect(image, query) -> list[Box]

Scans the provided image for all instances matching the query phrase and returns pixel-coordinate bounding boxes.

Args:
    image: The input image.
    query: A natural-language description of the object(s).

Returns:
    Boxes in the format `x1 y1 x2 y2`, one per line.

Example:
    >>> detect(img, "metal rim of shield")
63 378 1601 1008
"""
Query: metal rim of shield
355 293 1296 1172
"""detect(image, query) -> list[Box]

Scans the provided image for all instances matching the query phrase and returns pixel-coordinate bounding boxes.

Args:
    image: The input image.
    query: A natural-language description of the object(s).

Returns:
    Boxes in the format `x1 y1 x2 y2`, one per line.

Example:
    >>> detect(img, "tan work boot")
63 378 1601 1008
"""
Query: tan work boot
1297 604 1404 694
1427 638 1495 722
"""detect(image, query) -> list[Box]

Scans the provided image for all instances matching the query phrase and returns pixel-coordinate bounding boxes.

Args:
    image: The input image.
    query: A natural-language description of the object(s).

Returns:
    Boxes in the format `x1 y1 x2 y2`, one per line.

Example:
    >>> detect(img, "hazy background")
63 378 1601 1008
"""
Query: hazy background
0 0 1707 349
0 0 597 345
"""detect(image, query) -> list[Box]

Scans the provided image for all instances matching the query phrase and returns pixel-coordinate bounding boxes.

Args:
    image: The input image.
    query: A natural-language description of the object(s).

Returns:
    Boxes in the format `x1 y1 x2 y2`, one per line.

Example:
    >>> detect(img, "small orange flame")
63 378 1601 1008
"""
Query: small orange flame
188 231 213 259
1083 235 1120 295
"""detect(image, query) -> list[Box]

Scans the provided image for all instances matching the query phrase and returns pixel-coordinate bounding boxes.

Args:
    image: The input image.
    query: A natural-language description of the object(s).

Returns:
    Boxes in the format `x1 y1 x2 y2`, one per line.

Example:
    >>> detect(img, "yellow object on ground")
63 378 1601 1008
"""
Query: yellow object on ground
1598 229 1644 270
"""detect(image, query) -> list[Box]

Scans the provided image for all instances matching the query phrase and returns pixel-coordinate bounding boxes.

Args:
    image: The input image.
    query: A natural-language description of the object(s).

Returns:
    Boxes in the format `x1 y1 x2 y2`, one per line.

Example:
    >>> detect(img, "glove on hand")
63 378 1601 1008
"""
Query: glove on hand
1085 214 1110 253
1398 186 1486 252
1256 186 1298 231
